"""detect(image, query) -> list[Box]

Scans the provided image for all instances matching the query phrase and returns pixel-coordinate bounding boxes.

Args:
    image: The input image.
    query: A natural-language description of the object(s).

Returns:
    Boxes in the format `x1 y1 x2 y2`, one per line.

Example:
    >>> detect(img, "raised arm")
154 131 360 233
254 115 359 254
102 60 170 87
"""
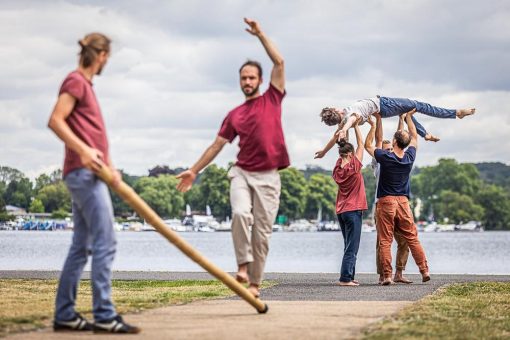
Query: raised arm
375 112 383 148
364 113 382 157
364 116 376 157
405 109 418 149
353 119 364 162
176 136 229 192
397 113 406 132
314 128 340 159
244 18 284 93
337 114 359 140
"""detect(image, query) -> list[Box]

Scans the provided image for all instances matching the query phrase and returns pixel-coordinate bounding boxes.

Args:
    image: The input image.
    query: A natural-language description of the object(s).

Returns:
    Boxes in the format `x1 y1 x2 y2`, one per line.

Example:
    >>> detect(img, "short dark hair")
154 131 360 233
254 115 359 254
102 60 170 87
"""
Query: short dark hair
337 139 354 157
393 131 411 149
239 60 263 78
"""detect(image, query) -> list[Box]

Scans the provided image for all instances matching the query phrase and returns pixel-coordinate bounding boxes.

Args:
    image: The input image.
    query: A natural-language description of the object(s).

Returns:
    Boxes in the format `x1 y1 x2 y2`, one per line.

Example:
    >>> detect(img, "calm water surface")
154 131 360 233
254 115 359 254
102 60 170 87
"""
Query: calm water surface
0 231 509 274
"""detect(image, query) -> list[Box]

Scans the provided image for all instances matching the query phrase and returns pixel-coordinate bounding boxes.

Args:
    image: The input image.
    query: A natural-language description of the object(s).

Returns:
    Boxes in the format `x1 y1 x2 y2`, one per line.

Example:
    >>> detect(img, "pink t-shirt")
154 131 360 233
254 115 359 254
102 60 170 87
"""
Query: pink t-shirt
218 84 290 172
332 156 368 214
59 71 109 177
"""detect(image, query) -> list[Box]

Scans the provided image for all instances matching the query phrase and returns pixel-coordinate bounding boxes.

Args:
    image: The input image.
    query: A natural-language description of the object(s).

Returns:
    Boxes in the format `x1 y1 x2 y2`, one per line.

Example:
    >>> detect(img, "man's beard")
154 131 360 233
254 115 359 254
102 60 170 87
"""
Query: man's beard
242 84 259 97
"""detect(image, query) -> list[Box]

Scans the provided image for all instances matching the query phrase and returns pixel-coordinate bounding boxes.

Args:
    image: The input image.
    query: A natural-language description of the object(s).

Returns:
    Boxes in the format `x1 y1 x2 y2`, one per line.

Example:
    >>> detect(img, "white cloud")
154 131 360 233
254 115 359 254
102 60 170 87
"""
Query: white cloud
0 0 509 179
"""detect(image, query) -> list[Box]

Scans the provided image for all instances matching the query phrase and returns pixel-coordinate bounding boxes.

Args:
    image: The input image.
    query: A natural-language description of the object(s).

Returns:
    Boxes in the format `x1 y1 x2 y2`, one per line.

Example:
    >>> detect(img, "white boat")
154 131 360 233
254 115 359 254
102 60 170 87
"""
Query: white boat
423 222 437 232
141 223 156 232
455 221 484 232
216 220 232 232
164 218 187 232
436 224 456 232
288 219 316 232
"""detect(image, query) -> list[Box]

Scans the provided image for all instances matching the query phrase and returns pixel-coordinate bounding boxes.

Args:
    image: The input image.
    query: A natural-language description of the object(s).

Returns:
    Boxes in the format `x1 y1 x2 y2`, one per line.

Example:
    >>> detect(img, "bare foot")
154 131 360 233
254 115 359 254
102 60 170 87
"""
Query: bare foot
382 277 394 286
248 284 260 297
352 280 359 284
378 275 384 285
422 272 431 282
235 273 249 284
425 133 440 142
394 276 413 284
335 281 359 286
456 108 475 119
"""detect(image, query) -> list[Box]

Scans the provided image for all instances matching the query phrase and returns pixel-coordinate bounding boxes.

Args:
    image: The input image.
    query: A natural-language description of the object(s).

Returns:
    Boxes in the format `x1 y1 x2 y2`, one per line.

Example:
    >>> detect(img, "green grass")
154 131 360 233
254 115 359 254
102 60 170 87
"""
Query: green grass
363 282 510 340
0 279 274 337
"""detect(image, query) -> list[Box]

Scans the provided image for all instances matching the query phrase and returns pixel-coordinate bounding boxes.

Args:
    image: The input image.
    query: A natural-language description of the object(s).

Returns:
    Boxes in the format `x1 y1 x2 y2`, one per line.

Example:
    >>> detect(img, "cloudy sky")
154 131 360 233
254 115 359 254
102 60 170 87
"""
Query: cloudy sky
1 0 509 179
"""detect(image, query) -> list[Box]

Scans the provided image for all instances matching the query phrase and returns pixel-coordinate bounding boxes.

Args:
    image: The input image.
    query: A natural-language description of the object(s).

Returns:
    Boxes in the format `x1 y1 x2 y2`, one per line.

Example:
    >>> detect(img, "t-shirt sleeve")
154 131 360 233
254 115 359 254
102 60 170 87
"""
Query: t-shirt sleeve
374 149 385 163
59 75 85 101
406 146 417 162
332 159 342 184
353 156 363 172
265 83 286 106
218 113 237 143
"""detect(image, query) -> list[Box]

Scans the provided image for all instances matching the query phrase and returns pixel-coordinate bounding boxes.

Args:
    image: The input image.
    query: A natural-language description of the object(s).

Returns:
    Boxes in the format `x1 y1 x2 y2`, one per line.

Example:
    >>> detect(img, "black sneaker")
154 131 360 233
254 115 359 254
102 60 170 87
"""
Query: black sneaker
53 313 93 331
93 315 141 334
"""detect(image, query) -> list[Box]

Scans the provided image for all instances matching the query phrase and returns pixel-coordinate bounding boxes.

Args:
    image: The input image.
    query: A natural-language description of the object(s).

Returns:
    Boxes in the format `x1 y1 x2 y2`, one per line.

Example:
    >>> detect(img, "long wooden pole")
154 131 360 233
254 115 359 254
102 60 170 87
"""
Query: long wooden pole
97 167 268 314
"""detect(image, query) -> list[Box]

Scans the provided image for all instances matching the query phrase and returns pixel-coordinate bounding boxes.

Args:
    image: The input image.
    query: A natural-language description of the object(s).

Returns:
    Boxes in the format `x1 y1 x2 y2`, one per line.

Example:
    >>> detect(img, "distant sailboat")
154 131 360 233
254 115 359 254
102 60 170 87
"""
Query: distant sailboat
206 205 212 216
186 204 191 216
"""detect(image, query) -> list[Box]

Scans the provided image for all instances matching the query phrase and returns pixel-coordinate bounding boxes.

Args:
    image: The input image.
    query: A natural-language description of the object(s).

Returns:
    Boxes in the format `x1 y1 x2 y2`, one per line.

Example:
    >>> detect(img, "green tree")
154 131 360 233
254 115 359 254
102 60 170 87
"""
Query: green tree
0 166 24 183
279 167 307 220
36 182 71 213
475 184 510 230
134 175 184 218
196 165 230 219
29 198 45 213
304 173 337 221
0 196 13 222
3 177 33 209
110 170 139 217
434 190 484 224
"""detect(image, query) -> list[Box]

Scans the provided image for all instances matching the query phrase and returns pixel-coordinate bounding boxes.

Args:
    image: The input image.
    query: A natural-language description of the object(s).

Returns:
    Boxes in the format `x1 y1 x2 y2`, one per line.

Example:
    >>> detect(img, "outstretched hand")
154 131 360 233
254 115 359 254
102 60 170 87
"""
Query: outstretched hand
244 18 262 36
314 150 326 159
176 169 197 193
406 108 416 116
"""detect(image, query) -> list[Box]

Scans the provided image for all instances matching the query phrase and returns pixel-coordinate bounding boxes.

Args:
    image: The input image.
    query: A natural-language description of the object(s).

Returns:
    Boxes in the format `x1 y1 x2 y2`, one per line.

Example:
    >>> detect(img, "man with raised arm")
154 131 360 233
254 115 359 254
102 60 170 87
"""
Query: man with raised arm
176 18 289 298
314 96 475 159
365 114 411 285
365 109 430 285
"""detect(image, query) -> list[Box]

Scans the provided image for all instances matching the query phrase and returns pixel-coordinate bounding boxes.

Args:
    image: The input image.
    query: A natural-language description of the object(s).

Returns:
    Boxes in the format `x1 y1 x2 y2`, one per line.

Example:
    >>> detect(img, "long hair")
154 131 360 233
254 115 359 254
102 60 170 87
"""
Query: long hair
78 33 111 68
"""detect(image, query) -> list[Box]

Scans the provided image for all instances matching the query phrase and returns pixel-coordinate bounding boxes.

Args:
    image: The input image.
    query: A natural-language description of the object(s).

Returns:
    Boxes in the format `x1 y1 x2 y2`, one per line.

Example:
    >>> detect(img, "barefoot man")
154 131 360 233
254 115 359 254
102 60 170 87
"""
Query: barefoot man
365 114 412 284
365 109 431 285
315 96 475 159
177 18 289 298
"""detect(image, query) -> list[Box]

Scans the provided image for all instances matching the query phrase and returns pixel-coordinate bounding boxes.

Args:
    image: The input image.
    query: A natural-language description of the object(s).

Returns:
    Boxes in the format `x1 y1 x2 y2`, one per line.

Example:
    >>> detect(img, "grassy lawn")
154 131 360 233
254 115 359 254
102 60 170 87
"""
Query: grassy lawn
0 279 272 337
364 282 510 340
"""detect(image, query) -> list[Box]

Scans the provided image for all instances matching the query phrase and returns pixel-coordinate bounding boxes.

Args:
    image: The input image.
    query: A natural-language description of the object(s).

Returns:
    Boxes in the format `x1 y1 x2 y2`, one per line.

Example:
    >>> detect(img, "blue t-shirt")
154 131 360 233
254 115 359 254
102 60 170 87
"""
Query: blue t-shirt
374 146 416 198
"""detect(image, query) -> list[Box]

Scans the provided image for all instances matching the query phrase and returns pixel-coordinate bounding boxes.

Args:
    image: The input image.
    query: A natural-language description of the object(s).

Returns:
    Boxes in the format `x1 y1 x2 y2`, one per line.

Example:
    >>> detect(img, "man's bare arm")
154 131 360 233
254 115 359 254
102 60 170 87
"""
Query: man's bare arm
244 18 284 93
176 136 229 192
48 93 105 173
364 117 376 157
397 113 406 132
375 112 383 148
405 109 418 149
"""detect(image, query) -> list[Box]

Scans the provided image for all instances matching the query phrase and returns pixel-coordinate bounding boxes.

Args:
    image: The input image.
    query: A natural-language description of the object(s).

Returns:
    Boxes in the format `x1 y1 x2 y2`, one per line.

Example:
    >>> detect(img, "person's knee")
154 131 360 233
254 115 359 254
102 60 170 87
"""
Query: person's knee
232 210 254 224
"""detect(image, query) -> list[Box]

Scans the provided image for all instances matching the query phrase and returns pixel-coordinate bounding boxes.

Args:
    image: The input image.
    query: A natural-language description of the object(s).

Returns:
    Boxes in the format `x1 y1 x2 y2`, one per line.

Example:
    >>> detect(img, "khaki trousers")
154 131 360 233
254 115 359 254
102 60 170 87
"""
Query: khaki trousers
376 196 428 278
375 202 410 274
228 166 281 285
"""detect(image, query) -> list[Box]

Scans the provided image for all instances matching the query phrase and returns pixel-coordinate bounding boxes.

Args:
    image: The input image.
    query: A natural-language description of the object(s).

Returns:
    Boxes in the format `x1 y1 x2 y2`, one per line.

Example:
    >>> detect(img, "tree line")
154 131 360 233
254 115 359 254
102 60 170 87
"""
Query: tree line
1 160 509 230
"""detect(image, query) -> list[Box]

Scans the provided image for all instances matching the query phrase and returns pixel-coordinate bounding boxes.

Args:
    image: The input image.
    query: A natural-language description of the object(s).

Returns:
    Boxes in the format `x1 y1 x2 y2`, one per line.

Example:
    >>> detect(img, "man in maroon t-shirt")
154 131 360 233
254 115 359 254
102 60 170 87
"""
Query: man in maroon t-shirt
48 33 139 334
177 18 289 298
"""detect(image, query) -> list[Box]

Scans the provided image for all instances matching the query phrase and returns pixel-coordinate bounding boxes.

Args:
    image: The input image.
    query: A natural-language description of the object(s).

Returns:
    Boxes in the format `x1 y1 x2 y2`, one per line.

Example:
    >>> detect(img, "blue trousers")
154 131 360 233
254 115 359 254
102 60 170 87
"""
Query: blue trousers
55 168 117 322
379 96 457 138
337 210 362 282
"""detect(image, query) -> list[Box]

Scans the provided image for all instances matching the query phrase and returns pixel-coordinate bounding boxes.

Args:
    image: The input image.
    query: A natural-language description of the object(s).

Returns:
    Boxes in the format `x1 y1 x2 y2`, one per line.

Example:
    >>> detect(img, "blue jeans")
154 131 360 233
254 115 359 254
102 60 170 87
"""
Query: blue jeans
55 168 117 322
337 210 362 282
379 96 457 138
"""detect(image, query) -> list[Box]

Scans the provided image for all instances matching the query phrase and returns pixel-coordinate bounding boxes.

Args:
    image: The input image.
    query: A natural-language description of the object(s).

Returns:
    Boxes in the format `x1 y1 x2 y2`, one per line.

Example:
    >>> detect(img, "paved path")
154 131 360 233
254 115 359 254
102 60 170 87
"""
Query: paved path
3 271 509 339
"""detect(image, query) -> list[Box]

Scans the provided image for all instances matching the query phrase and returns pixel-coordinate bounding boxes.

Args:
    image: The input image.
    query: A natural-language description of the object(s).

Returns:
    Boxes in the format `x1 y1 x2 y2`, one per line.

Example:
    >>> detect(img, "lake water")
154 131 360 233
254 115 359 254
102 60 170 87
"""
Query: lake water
1 231 509 275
